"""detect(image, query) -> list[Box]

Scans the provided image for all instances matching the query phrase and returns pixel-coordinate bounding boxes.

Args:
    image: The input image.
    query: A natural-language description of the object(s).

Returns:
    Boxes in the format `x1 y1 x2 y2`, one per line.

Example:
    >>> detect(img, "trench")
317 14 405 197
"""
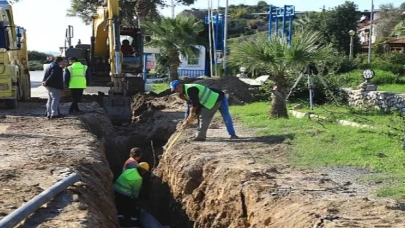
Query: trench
80 95 193 228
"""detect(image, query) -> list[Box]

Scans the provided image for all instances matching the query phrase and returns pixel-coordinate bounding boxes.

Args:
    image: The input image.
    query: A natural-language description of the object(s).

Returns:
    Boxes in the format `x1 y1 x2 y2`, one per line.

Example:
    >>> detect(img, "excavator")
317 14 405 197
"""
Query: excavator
62 0 147 124
0 0 30 108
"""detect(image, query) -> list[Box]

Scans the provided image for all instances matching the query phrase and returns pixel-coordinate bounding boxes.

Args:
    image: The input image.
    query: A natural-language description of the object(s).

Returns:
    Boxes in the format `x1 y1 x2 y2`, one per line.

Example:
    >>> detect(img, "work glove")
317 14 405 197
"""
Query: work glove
181 113 196 129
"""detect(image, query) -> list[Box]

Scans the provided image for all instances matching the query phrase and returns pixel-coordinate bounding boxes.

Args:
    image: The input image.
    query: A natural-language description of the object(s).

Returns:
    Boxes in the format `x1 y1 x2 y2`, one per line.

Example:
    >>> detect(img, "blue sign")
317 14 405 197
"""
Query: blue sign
205 14 225 65
268 5 295 45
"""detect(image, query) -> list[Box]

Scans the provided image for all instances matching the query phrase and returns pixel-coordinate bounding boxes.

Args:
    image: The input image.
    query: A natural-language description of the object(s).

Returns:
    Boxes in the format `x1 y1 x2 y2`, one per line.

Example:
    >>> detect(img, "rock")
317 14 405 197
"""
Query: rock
78 203 88 210
72 194 80 202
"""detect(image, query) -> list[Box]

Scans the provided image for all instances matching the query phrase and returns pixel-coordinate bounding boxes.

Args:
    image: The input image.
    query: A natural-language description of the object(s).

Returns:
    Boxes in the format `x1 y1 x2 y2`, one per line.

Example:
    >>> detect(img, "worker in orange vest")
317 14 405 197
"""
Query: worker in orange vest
122 147 143 172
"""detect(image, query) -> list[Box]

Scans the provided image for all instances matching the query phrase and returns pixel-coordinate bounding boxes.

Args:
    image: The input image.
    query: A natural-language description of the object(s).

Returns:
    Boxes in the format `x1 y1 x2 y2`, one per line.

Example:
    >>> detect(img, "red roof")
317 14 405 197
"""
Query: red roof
385 38 405 44
357 18 380 29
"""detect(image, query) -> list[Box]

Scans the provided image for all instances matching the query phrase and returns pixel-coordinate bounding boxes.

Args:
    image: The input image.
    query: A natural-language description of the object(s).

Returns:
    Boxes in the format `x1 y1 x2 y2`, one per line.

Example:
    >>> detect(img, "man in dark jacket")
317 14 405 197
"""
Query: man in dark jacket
42 56 64 119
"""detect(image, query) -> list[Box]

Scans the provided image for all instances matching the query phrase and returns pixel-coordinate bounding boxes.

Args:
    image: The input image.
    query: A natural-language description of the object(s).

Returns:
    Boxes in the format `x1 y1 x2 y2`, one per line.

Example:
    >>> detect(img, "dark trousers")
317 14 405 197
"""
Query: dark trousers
69 89 84 112
114 192 140 227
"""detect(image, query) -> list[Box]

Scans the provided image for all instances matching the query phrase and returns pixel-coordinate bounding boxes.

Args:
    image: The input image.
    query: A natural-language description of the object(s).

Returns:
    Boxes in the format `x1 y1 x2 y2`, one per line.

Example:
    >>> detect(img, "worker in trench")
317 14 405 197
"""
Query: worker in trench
122 147 143 171
114 162 150 227
170 80 239 141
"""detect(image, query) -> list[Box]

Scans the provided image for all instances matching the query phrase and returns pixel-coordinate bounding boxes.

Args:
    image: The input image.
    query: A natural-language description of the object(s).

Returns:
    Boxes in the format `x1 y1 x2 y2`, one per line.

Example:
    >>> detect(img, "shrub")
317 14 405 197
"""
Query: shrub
380 52 405 65
337 69 403 87
28 61 44 71
285 73 347 104
258 72 346 104
358 63 405 75
324 52 357 74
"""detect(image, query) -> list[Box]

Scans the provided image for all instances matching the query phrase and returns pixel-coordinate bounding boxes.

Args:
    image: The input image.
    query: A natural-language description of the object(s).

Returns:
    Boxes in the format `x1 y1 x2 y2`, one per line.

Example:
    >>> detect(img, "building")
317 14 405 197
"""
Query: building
178 45 207 78
357 10 380 52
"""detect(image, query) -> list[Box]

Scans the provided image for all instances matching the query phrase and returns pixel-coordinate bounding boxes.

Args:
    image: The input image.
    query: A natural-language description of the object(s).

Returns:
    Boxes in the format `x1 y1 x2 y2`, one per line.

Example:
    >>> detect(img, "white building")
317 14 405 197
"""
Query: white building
357 10 380 47
178 45 207 78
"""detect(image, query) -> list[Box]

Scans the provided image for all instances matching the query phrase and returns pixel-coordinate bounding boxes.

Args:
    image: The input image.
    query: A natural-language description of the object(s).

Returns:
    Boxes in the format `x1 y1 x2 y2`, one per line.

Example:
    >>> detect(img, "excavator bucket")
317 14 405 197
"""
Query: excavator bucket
102 77 145 125
103 96 132 124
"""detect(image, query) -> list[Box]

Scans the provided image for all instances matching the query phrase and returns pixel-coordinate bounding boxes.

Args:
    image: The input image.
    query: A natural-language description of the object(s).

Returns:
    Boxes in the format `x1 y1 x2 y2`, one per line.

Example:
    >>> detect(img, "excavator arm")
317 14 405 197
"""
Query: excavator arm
90 0 145 124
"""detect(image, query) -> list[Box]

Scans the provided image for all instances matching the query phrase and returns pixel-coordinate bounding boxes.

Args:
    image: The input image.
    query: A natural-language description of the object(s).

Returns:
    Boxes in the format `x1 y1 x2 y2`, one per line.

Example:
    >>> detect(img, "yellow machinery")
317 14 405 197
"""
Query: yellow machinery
60 0 146 123
0 1 30 108
90 0 146 124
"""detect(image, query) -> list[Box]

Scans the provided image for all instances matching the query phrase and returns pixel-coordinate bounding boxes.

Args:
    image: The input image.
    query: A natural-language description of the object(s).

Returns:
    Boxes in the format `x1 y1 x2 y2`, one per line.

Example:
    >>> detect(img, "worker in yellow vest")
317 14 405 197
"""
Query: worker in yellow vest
113 162 150 227
171 80 238 141
63 57 91 114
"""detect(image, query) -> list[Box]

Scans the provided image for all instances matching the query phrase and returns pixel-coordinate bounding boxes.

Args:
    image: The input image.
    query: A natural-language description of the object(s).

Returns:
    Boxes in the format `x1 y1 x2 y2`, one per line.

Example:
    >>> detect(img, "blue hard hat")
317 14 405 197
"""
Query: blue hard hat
170 80 180 92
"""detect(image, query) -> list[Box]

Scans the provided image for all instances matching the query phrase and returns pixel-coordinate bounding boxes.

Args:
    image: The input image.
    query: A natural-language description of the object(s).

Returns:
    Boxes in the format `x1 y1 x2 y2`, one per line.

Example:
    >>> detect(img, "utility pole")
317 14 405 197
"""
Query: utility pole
222 0 229 77
368 0 374 64
171 0 175 17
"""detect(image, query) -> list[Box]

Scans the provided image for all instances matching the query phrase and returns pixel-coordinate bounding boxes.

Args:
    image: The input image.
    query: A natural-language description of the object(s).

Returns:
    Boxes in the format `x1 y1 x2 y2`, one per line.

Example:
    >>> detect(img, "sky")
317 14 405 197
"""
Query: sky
10 0 405 53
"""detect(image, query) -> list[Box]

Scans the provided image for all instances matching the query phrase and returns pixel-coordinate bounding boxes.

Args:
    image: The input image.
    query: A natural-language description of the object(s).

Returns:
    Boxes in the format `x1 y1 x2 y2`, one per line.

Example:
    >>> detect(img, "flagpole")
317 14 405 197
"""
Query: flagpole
222 0 229 77
368 0 374 64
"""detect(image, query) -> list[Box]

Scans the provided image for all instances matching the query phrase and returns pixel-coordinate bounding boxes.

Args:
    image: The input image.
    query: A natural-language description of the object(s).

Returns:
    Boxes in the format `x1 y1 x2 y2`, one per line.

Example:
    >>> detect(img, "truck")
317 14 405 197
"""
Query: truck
0 0 30 108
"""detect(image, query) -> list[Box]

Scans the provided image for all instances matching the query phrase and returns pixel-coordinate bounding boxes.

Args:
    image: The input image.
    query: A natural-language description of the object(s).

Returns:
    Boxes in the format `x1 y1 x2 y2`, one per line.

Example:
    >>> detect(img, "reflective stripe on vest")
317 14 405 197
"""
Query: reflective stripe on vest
184 84 219 109
113 168 142 197
67 62 87 89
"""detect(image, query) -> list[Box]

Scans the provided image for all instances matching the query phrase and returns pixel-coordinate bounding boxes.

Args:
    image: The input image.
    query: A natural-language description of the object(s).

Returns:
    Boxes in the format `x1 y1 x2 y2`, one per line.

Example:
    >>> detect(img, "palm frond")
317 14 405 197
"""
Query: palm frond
228 31 331 77
143 14 204 57
392 20 405 37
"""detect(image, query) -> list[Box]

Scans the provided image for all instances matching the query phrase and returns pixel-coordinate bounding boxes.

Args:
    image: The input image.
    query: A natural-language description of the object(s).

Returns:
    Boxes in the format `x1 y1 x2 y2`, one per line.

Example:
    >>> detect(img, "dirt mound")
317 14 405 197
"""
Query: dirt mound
195 76 255 105
150 116 405 227
148 76 255 105
132 93 184 120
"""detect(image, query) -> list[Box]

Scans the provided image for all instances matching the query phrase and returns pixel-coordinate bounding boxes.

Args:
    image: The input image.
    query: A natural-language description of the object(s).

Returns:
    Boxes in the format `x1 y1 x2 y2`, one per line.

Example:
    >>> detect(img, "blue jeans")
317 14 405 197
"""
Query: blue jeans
185 96 236 136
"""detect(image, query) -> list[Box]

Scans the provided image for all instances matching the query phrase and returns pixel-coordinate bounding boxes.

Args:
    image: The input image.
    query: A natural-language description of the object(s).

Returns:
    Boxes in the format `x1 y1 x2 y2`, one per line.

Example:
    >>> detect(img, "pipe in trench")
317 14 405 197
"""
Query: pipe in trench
0 173 80 228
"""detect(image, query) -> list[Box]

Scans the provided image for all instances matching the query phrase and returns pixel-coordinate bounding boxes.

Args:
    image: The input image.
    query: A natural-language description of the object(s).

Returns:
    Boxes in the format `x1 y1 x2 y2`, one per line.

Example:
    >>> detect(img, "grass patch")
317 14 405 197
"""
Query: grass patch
151 83 170 93
378 84 405 93
231 102 405 198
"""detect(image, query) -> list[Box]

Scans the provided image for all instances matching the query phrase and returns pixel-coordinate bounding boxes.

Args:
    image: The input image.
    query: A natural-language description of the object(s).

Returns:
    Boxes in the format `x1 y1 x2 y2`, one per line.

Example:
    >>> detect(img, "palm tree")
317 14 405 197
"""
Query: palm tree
228 32 331 118
392 20 405 37
294 12 318 33
144 14 204 81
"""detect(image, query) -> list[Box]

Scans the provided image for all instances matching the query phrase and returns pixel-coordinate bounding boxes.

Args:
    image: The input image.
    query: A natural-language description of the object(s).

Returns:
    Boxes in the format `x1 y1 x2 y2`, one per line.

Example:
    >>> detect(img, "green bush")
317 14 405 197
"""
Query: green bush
359 63 405 75
28 61 44 71
257 73 347 104
337 69 404 87
380 52 405 65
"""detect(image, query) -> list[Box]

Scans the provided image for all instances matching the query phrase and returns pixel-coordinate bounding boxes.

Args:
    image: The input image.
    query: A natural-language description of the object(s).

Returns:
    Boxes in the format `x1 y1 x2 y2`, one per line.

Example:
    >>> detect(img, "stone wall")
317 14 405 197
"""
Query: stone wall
344 88 405 113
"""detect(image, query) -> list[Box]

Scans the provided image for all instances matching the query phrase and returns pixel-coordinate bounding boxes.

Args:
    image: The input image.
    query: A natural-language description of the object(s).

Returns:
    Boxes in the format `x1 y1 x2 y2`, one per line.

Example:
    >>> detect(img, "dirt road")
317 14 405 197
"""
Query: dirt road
0 101 118 227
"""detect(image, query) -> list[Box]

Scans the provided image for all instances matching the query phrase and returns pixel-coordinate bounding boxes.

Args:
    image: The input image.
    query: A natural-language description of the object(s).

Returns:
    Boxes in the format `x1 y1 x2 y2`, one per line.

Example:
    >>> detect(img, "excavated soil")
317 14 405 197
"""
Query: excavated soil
2 86 405 228
0 101 119 227
155 76 256 105
137 95 405 228
195 76 256 105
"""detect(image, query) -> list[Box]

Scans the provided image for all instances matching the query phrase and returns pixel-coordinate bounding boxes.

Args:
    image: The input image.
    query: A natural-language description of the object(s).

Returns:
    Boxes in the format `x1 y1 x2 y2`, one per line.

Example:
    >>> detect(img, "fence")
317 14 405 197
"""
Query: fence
178 69 206 78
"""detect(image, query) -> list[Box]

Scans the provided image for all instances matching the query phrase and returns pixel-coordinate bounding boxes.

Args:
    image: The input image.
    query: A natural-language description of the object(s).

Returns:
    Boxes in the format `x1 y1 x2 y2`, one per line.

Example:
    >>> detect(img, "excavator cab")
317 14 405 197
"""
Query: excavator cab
119 26 145 96
120 26 143 74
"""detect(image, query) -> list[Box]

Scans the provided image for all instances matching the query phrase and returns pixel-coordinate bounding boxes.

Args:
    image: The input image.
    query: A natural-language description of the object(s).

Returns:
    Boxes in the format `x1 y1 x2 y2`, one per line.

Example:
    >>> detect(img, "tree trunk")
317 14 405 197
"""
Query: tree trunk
168 50 180 81
269 76 289 118
169 64 179 81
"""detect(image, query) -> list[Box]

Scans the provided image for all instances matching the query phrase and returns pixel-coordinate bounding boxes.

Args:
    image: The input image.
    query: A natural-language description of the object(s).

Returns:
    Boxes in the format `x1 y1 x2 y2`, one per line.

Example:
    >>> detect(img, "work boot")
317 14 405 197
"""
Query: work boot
230 135 239 139
49 115 63 119
192 137 206 141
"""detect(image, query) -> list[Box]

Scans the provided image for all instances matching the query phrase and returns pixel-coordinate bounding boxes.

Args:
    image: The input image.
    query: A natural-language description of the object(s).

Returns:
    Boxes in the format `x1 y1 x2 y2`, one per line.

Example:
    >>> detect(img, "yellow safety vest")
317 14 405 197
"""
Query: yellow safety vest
67 62 87 89
113 168 143 198
184 84 219 109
